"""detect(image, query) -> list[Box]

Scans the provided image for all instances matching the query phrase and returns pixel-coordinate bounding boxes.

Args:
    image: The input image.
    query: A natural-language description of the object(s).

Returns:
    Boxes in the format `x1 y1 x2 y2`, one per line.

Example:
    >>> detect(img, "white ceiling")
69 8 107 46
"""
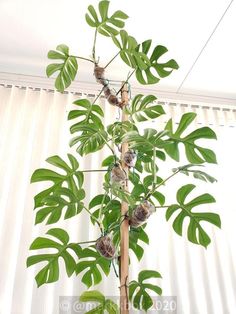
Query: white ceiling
0 0 235 101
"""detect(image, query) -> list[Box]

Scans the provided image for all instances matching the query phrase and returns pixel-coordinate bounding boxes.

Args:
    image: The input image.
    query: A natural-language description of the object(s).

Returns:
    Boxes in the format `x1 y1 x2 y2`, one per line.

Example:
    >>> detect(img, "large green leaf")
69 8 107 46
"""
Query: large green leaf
125 94 165 122
112 30 150 69
70 124 108 156
172 164 217 183
164 112 217 164
135 40 179 84
76 247 111 288
46 44 78 92
122 129 169 153
85 1 128 37
166 184 221 247
31 155 85 224
129 226 149 261
35 187 84 225
26 228 82 287
129 270 162 311
89 194 121 232
80 291 119 314
107 121 136 145
68 98 104 129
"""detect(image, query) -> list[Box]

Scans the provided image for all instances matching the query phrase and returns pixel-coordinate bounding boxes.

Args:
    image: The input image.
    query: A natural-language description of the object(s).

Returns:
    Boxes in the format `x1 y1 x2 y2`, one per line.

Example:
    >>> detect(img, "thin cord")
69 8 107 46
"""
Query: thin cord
177 0 234 93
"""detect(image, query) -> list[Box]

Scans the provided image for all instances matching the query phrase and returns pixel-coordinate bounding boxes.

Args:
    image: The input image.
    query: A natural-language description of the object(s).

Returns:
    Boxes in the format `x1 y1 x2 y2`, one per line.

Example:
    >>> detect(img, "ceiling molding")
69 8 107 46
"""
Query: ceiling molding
0 71 235 108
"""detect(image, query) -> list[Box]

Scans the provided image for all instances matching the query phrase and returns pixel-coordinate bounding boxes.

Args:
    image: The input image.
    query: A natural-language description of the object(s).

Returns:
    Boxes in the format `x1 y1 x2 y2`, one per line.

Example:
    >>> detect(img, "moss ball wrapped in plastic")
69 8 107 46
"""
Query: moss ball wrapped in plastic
96 234 116 259
129 200 155 227
123 150 137 168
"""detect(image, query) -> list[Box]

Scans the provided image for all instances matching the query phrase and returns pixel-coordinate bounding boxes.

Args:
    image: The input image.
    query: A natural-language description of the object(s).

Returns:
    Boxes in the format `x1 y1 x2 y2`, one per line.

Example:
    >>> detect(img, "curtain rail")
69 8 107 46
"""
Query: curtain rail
1 83 236 113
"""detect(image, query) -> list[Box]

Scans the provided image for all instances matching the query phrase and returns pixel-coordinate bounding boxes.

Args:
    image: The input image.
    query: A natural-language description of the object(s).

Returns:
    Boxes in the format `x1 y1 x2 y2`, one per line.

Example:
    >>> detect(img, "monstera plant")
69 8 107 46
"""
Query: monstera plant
27 1 221 313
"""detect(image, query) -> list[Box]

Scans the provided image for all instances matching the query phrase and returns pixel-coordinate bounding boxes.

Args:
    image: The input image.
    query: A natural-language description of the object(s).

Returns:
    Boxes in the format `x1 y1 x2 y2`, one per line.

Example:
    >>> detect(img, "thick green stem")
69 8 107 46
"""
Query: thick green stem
155 205 170 208
77 240 97 245
98 191 109 224
146 170 180 199
83 206 103 231
92 29 98 62
71 55 94 63
81 169 108 173
152 147 156 188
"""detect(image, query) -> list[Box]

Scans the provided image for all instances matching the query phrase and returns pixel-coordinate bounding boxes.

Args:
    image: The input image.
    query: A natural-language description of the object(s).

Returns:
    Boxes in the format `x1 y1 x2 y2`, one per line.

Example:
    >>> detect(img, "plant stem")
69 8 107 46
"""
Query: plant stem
77 240 97 245
146 170 180 199
92 29 98 62
83 206 103 232
152 147 156 188
100 133 116 156
104 51 120 69
71 55 94 63
92 86 105 105
116 69 136 96
98 191 108 223
81 169 108 173
155 205 170 208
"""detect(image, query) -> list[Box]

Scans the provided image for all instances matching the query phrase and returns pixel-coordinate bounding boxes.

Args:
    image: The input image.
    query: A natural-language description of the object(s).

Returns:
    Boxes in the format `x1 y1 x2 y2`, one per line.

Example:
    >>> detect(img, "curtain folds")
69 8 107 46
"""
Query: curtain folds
0 85 235 314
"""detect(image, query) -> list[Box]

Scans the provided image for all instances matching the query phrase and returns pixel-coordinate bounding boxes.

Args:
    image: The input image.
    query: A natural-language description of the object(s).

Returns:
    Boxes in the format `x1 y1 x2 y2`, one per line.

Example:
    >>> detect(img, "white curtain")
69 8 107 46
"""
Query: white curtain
0 84 235 314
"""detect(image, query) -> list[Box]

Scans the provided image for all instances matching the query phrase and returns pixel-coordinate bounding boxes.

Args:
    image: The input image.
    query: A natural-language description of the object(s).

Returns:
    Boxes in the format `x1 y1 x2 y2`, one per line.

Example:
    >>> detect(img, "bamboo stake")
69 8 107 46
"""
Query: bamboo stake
120 82 130 314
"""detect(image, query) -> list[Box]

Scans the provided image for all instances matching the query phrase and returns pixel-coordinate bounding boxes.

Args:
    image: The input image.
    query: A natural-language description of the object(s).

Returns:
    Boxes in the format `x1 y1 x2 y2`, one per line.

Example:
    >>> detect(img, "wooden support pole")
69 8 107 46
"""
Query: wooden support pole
120 82 129 314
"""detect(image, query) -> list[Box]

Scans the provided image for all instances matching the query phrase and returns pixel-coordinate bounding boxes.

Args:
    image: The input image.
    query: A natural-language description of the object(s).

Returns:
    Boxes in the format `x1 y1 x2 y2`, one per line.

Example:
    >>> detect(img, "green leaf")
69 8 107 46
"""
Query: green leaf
46 44 78 92
76 247 111 288
70 124 108 156
31 154 85 224
166 184 221 247
123 129 168 153
80 291 119 314
101 155 116 167
68 98 104 130
173 164 217 183
129 269 162 311
135 41 179 84
164 112 217 164
85 1 128 37
129 226 149 260
125 94 165 122
107 121 136 145
112 30 150 69
27 228 82 287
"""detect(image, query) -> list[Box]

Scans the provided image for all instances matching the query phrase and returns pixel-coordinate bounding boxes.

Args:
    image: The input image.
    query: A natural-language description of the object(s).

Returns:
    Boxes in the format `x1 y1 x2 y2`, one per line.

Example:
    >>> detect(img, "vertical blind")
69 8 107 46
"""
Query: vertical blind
0 84 236 314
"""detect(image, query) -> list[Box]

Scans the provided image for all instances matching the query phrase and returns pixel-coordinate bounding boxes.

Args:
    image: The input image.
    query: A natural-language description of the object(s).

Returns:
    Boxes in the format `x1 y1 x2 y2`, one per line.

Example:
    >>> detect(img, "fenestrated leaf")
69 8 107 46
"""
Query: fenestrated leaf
70 124 108 156
129 269 162 311
166 184 221 247
31 154 85 224
135 41 179 85
107 120 136 145
123 129 169 153
125 94 165 122
85 1 128 37
173 164 217 183
112 30 150 69
46 44 78 92
68 98 104 130
164 112 217 164
35 187 85 225
27 228 82 287
76 247 111 288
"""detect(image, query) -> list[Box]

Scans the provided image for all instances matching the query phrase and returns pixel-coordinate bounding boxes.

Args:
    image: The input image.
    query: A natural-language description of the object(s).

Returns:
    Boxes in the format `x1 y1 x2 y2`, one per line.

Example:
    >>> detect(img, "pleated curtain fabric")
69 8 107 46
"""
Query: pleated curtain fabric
0 84 236 314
